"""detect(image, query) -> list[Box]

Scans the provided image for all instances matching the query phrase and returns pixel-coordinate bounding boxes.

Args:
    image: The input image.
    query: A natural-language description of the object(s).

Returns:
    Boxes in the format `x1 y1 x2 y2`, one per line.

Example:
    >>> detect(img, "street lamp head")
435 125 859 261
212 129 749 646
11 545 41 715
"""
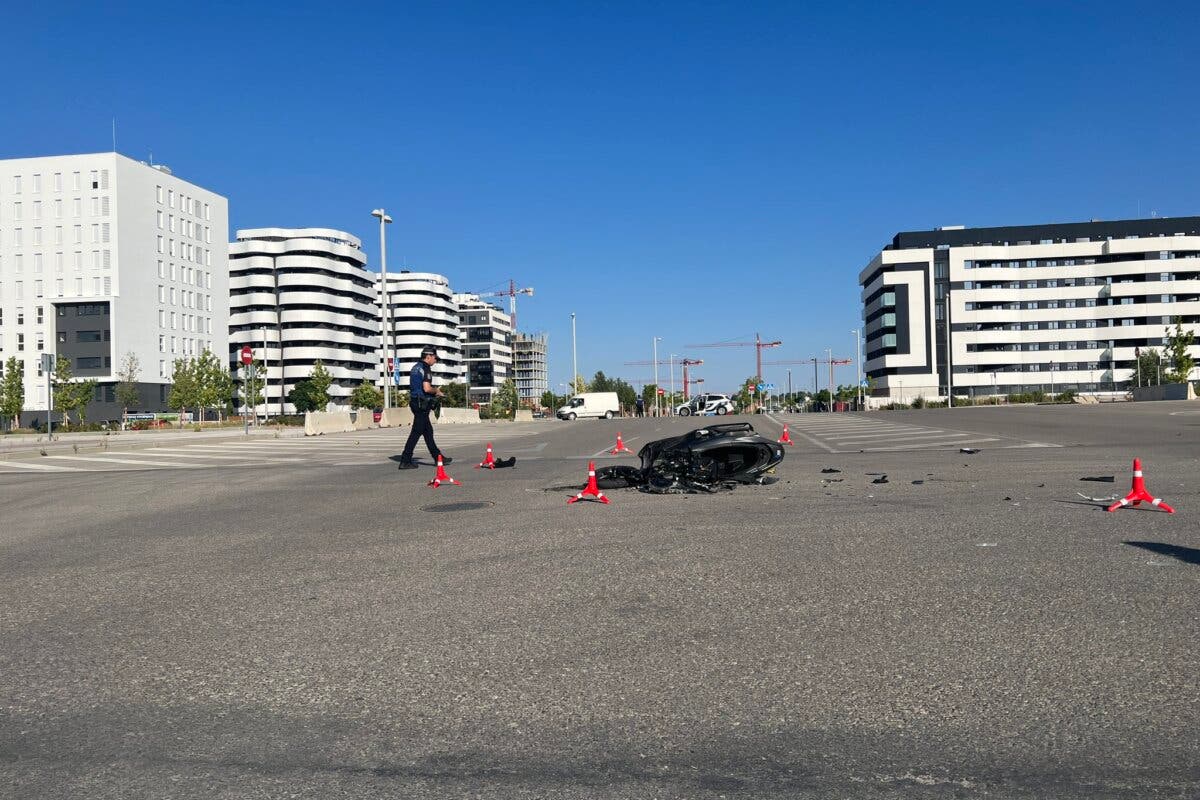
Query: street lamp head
371 209 393 224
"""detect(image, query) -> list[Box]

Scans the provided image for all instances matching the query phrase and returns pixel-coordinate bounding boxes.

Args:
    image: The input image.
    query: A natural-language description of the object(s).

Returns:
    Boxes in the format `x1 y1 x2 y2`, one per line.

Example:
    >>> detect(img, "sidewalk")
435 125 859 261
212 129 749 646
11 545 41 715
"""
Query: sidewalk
0 425 305 458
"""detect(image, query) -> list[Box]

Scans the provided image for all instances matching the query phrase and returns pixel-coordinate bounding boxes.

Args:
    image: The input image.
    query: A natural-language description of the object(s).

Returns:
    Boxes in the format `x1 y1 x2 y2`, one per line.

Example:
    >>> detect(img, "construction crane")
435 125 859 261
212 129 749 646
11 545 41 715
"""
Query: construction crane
684 333 782 384
476 279 533 331
763 356 853 411
622 357 704 399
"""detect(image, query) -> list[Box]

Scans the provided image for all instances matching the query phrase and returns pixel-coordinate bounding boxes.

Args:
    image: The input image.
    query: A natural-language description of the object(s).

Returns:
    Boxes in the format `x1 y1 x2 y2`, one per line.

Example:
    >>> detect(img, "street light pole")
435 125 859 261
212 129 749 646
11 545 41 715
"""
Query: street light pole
652 336 661 417
852 328 861 410
826 347 833 413
571 313 578 394
371 209 394 409
669 353 675 415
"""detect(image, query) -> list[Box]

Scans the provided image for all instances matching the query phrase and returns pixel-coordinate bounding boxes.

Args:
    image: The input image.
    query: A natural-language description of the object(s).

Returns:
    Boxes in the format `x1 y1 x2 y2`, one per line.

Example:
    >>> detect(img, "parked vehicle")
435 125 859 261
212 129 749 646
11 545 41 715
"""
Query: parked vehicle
675 393 736 416
557 392 620 420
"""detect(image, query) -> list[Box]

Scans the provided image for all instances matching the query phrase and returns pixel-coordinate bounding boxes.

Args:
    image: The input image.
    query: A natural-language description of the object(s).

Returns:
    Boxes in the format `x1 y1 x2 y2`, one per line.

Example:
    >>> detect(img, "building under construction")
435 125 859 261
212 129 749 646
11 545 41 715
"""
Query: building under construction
513 332 549 408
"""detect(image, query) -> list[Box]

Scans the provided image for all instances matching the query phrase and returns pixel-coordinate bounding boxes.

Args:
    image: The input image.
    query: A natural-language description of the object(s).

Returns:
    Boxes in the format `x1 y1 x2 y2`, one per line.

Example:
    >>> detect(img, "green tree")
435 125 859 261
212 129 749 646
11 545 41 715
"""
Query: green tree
52 356 95 426
115 352 141 422
540 389 558 410
732 376 760 412
441 381 466 408
1 357 24 431
641 383 659 410
571 374 588 394
612 378 637 410
1133 347 1163 387
1164 316 1195 384
288 378 321 413
308 361 333 412
590 371 614 392
349 381 383 410
167 358 200 427
193 350 232 428
489 379 519 419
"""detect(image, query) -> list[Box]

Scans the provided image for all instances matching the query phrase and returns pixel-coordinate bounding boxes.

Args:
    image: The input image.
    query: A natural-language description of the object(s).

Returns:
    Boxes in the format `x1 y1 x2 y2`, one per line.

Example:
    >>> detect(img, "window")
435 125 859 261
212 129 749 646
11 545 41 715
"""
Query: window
54 199 62 219
55 278 63 295
72 198 81 218
13 202 22 221
11 175 21 194
53 173 62 192
157 185 163 203
74 277 82 295
34 281 42 298
1085 299 1096 307
17 334 24 351
34 253 43 272
77 357 103 369
92 277 100 296
101 197 109 216
159 335 165 352
77 330 103 342
157 260 164 278
36 306 43 324
54 226 62 245
157 235 164 253
157 210 164 229
158 309 165 327
72 171 80 190
170 287 176 305
102 223 110 243
73 251 82 270
91 224 99 243
13 229 22 247
168 189 174 208
16 308 23 324
158 285 165 303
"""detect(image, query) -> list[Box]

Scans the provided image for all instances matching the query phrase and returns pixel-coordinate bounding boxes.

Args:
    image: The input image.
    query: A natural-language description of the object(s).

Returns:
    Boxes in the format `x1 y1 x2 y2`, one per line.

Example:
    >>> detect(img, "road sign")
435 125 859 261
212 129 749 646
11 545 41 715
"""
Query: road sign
387 357 394 373
41 353 55 372
657 388 665 395
756 383 765 392
240 345 253 365
766 383 775 390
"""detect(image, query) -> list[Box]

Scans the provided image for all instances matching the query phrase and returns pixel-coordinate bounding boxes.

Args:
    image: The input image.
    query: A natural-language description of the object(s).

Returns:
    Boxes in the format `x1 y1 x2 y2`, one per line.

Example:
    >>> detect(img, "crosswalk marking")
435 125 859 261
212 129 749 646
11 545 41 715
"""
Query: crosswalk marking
0 459 82 472
767 413 1056 452
45 455 193 468
0 426 550 475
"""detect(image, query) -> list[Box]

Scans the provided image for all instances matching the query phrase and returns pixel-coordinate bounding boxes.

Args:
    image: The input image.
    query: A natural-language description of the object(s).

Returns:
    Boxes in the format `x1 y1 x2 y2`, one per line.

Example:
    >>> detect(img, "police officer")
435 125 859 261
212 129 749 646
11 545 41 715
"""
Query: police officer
397 346 451 470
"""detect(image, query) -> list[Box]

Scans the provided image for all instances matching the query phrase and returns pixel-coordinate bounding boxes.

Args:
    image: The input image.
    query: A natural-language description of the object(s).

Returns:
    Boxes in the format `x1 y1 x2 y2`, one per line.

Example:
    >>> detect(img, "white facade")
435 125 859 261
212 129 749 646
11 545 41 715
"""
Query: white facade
453 293 512 405
378 271 462 388
860 217 1200 401
0 153 228 420
513 332 548 407
229 228 377 414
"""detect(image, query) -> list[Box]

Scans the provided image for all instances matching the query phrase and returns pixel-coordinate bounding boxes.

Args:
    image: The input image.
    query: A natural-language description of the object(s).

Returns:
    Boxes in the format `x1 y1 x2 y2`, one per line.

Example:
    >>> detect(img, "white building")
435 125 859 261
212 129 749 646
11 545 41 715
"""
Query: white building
378 271 462 389
859 217 1200 402
513 332 548 408
452 293 512 405
0 153 228 424
229 228 378 414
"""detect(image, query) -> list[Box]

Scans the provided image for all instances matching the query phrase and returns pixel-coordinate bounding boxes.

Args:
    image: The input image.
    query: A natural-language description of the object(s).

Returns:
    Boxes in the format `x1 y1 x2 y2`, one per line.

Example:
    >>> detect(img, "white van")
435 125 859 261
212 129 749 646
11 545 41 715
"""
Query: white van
557 392 620 420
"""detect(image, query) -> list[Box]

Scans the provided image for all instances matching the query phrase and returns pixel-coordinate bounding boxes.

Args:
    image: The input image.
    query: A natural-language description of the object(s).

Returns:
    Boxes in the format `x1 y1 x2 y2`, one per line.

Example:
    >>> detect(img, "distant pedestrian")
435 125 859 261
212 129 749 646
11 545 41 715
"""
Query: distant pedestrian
635 397 645 417
398 347 450 470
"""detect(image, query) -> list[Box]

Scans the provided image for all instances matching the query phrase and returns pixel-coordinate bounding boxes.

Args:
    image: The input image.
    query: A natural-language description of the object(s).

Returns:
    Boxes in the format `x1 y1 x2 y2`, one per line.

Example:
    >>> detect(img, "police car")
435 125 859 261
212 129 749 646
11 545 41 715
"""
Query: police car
675 393 736 416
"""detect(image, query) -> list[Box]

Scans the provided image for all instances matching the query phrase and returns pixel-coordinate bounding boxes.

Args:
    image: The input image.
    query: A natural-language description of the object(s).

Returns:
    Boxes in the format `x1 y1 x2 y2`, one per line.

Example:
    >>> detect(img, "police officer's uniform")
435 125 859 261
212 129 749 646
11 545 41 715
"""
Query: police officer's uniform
398 347 448 469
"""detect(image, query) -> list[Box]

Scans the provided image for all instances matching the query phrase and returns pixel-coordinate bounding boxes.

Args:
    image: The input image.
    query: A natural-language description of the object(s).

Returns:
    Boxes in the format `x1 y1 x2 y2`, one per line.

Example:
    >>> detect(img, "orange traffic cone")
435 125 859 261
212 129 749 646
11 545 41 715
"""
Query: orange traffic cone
778 424 794 445
610 432 633 454
428 455 461 488
568 460 610 504
1107 457 1175 513
476 442 497 469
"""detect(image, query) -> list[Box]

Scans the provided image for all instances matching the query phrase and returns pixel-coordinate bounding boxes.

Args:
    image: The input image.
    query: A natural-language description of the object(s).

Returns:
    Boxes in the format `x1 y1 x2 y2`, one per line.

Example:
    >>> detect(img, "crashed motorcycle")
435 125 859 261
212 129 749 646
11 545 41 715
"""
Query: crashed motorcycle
595 422 785 493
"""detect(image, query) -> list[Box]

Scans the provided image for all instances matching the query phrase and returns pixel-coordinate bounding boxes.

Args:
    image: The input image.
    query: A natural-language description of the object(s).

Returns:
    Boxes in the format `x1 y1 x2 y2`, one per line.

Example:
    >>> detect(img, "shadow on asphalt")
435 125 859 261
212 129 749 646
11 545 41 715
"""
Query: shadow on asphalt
1123 541 1200 566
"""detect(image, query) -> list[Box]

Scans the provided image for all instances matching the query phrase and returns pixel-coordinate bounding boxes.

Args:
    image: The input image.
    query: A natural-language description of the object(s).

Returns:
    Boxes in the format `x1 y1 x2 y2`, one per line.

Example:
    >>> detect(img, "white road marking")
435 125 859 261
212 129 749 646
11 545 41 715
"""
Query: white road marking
44 455 194 468
0 460 83 472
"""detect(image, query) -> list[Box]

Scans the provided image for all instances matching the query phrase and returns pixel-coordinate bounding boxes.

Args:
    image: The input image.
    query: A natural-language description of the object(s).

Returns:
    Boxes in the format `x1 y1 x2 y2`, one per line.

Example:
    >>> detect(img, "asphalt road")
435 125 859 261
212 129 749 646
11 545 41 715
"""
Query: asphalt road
2 404 1198 799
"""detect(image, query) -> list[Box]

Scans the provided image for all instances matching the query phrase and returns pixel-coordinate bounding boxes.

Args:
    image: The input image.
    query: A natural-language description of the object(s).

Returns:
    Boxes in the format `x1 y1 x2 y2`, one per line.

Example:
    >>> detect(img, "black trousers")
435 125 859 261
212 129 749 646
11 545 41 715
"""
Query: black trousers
401 406 440 462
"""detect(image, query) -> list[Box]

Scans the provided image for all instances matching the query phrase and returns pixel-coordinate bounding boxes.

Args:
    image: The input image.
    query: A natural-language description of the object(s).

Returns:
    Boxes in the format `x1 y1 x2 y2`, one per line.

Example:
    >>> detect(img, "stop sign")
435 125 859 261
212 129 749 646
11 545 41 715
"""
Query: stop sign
240 345 252 365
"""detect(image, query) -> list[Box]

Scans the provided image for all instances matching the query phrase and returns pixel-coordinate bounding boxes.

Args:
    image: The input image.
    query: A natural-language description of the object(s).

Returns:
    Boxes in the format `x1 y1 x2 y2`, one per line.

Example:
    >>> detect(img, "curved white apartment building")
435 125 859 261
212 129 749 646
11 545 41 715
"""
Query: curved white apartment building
229 228 377 413
379 271 462 387
859 216 1200 401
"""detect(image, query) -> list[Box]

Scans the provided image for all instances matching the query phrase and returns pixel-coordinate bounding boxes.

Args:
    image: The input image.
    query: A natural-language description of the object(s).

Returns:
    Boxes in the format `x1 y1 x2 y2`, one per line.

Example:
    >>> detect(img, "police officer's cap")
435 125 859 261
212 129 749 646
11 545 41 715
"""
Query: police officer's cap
420 346 439 358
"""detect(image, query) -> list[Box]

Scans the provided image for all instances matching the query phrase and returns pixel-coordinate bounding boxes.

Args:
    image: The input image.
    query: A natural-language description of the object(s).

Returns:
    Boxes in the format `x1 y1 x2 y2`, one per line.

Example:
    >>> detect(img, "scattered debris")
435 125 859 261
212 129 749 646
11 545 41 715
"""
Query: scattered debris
1003 496 1012 501
494 457 517 469
1037 483 1045 488
1081 476 1115 483
912 480 924 485
39 449 47 457
820 467 841 474
871 475 889 485
1077 492 1119 503
976 542 998 547
960 448 980 454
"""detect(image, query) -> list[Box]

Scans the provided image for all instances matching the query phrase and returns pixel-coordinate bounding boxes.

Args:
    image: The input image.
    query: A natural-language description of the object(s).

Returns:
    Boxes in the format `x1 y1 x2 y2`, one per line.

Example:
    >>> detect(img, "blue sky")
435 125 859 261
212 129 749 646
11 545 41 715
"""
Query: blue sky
5 1 1199 394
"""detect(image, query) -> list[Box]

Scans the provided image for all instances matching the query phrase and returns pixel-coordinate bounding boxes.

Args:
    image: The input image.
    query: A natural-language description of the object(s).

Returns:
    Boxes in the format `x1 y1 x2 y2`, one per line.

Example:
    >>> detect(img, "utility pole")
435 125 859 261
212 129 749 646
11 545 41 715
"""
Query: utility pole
826 347 833 413
571 313 578 394
372 209 394 409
